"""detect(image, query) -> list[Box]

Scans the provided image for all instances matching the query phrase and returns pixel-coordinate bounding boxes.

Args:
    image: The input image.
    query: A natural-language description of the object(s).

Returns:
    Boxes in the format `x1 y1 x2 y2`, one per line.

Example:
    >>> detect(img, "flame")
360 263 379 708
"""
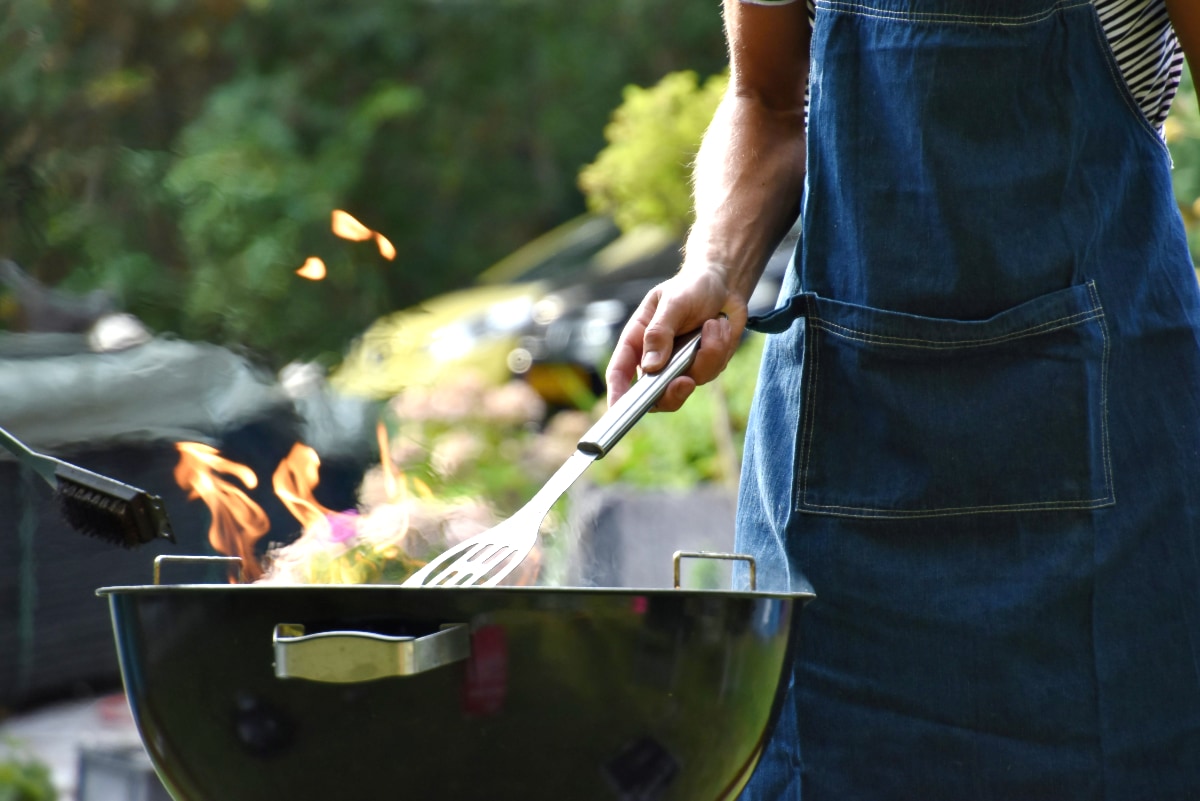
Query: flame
297 211 388 283
174 442 269 581
271 442 348 541
331 209 373 241
297 256 327 281
171 432 543 587
376 421 433 503
333 209 397 261
366 421 438 554
375 233 396 261
377 421 400 500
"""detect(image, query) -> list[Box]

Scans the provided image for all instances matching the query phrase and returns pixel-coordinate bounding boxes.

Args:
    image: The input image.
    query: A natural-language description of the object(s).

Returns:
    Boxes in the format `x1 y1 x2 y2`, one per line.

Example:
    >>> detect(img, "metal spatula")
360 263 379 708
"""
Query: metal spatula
403 329 703 588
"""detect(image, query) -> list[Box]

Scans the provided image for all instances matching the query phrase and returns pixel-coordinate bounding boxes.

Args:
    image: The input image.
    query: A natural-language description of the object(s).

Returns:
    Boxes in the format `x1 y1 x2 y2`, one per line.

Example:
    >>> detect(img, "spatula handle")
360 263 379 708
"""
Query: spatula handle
578 329 703 457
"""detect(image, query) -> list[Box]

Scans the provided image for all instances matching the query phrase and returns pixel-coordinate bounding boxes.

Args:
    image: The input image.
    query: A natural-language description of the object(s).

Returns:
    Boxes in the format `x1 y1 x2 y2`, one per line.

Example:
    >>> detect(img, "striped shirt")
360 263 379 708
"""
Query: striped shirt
742 0 1184 131
1094 0 1184 130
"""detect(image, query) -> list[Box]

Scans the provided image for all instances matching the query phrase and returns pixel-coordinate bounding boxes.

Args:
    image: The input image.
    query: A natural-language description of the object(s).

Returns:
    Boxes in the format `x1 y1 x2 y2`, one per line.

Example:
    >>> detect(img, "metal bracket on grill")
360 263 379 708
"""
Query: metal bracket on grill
672 551 757 592
152 554 244 585
273 623 470 683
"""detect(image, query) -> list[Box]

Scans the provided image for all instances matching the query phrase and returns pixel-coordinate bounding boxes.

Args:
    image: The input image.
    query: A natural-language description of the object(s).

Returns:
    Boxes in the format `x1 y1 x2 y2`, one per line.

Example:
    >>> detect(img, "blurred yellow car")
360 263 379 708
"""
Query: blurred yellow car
329 215 622 400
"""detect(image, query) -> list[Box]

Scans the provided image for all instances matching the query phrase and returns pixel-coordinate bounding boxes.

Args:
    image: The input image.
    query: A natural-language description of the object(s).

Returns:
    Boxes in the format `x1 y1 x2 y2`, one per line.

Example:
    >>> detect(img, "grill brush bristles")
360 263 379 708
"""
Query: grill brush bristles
1 425 175 548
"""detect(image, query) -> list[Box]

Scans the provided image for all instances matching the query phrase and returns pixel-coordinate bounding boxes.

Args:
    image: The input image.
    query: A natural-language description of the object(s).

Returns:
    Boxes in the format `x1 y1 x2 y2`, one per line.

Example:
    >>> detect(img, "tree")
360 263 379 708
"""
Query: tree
0 0 727 366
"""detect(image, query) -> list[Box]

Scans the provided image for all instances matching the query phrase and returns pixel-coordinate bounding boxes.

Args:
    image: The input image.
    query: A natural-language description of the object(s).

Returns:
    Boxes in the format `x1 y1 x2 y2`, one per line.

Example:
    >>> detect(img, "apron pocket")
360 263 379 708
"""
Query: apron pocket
795 281 1113 518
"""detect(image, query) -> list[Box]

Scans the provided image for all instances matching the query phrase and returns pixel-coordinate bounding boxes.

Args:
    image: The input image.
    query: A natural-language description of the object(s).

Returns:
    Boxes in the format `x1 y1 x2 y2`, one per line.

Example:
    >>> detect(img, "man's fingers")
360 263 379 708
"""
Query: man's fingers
606 292 659 406
640 319 679 374
606 273 747 410
653 376 696 413
688 315 737 385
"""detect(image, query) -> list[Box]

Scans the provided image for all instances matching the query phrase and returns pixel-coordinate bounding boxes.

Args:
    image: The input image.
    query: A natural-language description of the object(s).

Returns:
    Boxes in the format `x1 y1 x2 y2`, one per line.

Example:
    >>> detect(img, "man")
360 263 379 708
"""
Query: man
609 1 1200 798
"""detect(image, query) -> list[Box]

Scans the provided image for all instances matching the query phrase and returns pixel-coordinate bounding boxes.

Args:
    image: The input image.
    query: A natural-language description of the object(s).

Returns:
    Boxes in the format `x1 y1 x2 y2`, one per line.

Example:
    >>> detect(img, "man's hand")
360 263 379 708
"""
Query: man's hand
605 0 809 413
605 268 748 411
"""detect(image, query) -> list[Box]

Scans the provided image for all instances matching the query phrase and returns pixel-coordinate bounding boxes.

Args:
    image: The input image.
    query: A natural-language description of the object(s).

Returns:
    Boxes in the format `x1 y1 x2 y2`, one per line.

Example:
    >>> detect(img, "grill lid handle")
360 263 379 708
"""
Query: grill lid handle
273 623 469 683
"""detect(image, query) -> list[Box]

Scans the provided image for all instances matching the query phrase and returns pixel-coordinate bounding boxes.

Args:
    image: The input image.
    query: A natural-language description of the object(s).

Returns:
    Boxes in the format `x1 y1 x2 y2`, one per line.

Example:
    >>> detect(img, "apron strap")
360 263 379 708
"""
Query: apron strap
747 292 809 334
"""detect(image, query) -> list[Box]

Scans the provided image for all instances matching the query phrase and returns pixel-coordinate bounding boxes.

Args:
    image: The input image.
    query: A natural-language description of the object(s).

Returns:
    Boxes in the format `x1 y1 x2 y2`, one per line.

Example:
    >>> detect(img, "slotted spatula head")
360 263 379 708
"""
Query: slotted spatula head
402 505 544 587
403 329 704 588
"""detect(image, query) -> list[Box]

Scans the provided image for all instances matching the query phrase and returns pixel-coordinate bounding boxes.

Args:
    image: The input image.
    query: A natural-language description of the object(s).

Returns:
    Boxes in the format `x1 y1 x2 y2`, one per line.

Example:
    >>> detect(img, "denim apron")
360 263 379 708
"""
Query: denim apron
735 1 1200 799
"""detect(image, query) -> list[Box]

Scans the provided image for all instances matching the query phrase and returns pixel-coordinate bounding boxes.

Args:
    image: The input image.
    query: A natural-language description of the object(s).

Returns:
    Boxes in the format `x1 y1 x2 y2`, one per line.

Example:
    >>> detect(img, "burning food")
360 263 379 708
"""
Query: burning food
172 375 563 586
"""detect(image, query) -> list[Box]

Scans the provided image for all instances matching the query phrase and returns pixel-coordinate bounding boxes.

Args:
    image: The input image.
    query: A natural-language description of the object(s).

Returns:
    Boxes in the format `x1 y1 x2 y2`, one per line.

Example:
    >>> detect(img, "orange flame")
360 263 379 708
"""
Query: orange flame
174 442 269 581
376 421 433 503
375 233 396 261
331 209 373 241
171 435 547 587
333 209 397 261
377 421 401 500
271 442 348 541
296 256 327 281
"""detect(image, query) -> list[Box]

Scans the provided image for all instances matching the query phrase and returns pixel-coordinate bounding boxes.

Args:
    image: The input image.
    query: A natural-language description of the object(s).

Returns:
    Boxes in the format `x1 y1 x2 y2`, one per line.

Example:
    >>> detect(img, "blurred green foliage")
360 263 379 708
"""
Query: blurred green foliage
0 742 56 801
1168 68 1200 263
579 70 728 237
0 0 726 365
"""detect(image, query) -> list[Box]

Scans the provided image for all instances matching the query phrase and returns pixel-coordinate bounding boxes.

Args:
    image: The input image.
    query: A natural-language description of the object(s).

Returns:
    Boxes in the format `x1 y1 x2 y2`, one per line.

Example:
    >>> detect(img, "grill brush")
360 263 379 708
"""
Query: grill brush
0 424 175 548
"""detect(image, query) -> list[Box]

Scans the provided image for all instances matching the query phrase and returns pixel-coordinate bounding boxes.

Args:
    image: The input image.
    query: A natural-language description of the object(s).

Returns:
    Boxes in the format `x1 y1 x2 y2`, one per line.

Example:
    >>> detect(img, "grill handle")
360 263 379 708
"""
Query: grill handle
273 623 469 683
673 550 757 591
153 554 243 584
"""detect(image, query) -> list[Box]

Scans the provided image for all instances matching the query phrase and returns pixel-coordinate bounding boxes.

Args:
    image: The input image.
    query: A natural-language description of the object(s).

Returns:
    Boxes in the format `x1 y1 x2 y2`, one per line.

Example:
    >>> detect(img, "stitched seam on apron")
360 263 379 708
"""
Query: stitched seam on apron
802 497 1116 517
1087 279 1116 506
815 0 1091 26
799 294 823 518
808 307 1104 350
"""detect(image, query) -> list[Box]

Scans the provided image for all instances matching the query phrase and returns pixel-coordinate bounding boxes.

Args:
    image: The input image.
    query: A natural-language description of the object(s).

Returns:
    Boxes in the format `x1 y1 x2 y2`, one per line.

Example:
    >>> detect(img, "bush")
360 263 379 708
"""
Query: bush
0 743 57 801
579 70 728 237
1167 70 1200 264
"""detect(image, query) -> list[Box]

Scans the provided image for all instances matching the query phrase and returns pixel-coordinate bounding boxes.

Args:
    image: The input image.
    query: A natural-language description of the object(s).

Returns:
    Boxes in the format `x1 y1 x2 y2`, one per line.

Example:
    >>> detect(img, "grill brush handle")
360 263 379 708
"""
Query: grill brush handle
578 329 703 458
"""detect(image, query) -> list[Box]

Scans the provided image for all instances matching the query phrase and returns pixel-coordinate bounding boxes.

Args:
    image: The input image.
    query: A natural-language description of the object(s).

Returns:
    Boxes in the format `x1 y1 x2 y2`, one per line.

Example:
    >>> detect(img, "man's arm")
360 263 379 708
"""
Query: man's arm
1167 0 1200 103
686 0 812 303
606 0 811 410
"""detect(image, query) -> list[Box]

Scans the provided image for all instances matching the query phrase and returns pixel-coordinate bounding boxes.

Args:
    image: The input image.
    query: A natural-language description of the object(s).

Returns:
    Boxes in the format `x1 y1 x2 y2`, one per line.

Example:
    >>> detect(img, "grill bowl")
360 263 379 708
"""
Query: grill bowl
98 582 809 801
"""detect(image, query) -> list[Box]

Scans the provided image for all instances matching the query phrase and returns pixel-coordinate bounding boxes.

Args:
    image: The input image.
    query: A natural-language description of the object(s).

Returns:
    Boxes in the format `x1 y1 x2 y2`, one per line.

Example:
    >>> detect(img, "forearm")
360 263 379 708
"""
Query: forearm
683 90 807 303
605 0 811 408
1166 0 1200 100
682 0 811 304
